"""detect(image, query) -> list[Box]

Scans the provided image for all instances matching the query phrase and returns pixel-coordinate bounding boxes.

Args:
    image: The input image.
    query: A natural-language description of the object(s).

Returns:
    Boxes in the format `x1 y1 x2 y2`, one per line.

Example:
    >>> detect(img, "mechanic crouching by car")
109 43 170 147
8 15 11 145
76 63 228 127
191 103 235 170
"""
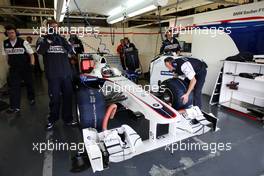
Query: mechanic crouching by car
160 29 181 55
37 20 77 130
164 57 208 108
2 24 36 114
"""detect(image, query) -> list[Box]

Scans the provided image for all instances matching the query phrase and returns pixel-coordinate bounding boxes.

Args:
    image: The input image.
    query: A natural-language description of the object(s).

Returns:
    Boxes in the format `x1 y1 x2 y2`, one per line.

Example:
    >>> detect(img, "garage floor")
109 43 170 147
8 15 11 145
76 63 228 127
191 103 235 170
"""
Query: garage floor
0 75 264 176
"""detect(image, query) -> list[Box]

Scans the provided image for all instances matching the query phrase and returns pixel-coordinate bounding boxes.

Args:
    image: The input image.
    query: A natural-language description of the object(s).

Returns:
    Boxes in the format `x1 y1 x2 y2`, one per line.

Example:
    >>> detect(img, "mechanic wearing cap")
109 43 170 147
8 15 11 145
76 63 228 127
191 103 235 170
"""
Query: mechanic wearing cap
37 20 77 130
2 24 36 114
160 30 181 55
164 57 208 108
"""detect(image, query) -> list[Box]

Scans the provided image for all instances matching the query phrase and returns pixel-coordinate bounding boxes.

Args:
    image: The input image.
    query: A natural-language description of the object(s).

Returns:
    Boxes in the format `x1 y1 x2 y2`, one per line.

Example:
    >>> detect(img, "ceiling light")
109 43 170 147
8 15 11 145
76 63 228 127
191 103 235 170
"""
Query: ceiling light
108 16 125 24
107 6 124 16
106 0 168 24
127 5 156 17
54 0 71 22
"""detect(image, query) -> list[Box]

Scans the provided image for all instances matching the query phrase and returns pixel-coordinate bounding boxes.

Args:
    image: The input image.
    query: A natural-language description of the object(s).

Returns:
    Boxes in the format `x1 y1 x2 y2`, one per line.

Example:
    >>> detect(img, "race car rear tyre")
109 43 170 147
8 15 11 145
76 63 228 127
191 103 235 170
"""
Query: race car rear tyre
160 78 193 110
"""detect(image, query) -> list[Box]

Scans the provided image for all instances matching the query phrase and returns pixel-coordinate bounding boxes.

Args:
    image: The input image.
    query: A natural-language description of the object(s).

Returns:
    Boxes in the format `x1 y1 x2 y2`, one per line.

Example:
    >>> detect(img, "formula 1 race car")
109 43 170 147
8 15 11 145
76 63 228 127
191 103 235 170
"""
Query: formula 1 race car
75 53 218 173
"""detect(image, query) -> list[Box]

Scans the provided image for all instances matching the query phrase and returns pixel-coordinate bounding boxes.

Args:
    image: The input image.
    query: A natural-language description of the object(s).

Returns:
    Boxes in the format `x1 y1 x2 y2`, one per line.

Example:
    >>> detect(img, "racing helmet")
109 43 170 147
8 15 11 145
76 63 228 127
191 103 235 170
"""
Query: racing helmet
101 66 113 78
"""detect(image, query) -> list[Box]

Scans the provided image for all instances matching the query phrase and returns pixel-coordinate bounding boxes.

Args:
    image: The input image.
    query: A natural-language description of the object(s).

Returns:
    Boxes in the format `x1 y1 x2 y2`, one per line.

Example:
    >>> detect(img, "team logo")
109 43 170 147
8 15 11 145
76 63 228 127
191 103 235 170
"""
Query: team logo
153 103 160 107
4 48 25 55
125 47 134 52
47 46 65 53
164 44 178 50
160 71 174 76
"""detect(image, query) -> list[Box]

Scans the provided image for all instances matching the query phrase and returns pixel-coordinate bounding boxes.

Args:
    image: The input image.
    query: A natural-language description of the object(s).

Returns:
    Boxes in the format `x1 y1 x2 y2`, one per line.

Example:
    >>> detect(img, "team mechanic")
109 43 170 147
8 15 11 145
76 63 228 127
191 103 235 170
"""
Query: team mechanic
164 57 208 108
160 29 181 55
37 20 77 130
2 24 36 114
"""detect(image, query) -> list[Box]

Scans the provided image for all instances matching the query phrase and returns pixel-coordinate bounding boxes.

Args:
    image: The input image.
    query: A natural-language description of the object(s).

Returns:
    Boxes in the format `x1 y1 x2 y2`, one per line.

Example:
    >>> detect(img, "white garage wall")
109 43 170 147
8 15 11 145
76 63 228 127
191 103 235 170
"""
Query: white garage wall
191 31 239 95
0 25 9 88
0 0 11 87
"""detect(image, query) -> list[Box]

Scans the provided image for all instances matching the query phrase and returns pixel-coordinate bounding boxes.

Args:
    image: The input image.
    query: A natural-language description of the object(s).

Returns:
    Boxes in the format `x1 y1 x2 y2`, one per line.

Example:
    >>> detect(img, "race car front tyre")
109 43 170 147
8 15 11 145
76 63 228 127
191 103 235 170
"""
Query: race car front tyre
77 88 106 131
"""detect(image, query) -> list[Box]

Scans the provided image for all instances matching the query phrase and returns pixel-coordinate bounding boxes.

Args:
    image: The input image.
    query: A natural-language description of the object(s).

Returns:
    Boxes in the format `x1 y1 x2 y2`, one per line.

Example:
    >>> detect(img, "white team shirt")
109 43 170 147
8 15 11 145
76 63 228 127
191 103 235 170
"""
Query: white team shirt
179 61 196 80
2 38 34 56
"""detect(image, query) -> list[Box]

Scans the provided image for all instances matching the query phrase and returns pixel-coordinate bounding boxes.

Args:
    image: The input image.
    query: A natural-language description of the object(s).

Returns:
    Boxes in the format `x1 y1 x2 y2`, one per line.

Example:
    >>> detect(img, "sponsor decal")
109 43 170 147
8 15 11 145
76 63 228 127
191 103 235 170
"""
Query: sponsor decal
80 53 92 59
233 7 264 16
124 47 134 52
160 71 174 76
152 103 160 107
164 44 178 50
47 46 65 53
4 48 25 55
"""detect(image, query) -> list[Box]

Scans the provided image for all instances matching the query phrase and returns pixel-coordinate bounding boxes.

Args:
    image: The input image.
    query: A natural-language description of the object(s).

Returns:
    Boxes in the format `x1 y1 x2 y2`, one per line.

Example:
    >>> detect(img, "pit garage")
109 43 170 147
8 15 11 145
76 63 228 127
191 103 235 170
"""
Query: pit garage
0 0 264 176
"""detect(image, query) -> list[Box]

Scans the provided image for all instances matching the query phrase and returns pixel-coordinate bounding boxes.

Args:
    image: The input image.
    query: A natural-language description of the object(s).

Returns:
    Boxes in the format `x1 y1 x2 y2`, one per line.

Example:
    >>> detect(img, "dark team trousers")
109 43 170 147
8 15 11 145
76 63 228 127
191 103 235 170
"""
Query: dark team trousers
8 68 35 109
120 56 126 70
193 67 207 108
47 76 73 123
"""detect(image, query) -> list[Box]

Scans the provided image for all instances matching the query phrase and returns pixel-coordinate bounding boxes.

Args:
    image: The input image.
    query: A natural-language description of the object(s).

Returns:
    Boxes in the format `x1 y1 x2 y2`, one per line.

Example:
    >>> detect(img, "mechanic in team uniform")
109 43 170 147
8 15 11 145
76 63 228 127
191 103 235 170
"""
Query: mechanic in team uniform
37 20 77 130
2 25 36 114
164 57 208 108
160 30 181 55
123 37 137 52
123 37 139 71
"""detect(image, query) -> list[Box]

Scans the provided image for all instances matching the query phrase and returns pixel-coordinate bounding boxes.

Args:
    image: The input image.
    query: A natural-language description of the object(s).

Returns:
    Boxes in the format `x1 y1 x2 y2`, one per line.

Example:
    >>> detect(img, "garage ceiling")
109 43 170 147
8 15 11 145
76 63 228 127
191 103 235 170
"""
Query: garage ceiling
0 0 257 28
9 0 53 8
69 0 125 16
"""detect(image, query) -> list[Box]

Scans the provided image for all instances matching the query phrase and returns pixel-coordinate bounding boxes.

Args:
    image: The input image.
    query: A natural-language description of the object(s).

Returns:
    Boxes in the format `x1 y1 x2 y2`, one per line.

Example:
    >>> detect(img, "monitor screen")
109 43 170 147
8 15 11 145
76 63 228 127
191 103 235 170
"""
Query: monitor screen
184 43 192 53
